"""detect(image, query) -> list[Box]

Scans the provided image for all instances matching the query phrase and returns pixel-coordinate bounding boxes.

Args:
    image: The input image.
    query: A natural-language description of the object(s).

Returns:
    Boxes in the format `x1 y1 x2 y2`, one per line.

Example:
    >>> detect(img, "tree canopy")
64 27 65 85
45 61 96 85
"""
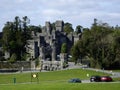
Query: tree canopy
64 22 74 34
61 43 67 53
71 19 120 69
1 17 120 69
2 16 31 61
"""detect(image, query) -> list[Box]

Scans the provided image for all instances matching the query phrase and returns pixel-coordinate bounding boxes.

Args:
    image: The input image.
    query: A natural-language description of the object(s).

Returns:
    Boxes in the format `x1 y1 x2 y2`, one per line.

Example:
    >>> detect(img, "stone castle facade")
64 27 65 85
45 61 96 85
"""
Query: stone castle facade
27 20 80 70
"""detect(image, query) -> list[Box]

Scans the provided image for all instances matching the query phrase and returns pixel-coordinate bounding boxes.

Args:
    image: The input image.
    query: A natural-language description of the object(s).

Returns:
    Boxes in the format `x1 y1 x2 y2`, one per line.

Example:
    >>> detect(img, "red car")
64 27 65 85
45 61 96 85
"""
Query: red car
101 76 113 82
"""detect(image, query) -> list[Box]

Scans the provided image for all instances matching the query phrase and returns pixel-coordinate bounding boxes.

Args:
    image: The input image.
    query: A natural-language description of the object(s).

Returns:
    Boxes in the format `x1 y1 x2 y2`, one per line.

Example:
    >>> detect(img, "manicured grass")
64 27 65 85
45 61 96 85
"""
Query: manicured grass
0 69 120 90
1 82 120 90
113 77 120 81
112 70 120 72
0 69 110 84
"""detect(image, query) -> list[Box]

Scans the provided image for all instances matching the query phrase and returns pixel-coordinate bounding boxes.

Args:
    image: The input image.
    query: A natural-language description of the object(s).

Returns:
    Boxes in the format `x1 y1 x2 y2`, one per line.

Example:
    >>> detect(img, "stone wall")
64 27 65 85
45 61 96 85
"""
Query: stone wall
0 61 31 71
41 61 61 71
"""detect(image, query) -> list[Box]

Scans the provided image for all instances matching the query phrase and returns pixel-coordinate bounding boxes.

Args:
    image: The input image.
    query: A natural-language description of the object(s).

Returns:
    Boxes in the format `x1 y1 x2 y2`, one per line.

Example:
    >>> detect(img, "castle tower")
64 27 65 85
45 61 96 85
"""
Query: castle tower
52 40 56 61
39 46 45 60
55 20 64 32
45 21 52 35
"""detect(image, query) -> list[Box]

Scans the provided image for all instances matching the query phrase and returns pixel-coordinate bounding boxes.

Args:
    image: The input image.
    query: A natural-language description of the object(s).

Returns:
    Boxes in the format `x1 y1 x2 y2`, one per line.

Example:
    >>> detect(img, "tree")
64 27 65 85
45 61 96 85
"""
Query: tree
81 19 118 69
2 22 13 51
22 16 31 45
29 25 42 33
111 28 120 69
9 53 17 63
51 22 56 30
72 19 120 69
61 43 67 53
71 42 80 64
2 16 31 61
75 25 82 34
71 40 86 64
64 22 73 34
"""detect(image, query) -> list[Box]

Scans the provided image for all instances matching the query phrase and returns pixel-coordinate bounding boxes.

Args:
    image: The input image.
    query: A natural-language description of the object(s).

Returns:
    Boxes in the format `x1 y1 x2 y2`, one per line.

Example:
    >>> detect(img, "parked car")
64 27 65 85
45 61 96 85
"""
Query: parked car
101 76 113 82
68 78 81 83
90 75 101 82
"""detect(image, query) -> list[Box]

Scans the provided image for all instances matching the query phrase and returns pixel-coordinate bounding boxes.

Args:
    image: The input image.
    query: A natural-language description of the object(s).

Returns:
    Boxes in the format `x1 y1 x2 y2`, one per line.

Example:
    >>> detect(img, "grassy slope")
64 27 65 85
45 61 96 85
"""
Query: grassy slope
1 69 120 90
0 69 109 84
1 82 120 90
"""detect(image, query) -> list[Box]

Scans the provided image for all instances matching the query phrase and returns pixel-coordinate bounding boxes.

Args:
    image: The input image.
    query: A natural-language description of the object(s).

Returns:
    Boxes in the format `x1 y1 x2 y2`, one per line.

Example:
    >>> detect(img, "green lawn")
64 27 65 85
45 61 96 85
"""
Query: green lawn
0 69 120 90
113 70 120 72
0 69 110 84
1 82 120 90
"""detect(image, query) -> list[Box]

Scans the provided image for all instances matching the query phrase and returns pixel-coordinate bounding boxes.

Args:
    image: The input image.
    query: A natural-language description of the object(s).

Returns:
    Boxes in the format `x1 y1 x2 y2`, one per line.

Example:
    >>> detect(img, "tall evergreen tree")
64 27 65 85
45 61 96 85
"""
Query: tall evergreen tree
64 22 73 34
2 16 31 61
61 43 67 53
75 25 82 34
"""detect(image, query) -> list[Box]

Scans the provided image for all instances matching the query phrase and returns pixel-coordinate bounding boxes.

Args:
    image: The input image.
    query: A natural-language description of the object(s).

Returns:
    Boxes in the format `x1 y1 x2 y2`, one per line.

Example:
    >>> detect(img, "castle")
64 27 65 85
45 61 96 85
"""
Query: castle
26 20 80 70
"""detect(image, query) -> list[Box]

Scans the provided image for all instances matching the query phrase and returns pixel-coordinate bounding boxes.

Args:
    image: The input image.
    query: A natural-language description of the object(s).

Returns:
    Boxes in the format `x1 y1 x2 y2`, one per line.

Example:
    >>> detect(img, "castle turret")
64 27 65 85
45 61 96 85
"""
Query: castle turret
45 21 52 35
55 20 64 32
52 40 56 61
39 46 45 60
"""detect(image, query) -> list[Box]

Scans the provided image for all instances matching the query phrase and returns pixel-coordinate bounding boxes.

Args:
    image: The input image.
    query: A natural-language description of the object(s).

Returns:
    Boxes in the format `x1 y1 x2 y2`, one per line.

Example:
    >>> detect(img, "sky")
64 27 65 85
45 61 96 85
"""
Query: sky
0 0 120 31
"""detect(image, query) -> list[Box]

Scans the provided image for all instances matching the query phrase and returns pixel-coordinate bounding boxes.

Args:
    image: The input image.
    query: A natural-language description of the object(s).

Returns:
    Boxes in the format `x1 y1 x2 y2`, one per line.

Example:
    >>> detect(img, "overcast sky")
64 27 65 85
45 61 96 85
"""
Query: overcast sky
0 0 120 31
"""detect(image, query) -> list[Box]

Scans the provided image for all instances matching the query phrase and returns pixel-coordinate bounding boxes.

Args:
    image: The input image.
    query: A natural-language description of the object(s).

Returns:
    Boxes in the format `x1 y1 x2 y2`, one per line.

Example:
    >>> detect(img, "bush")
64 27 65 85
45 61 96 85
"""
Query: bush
9 53 17 63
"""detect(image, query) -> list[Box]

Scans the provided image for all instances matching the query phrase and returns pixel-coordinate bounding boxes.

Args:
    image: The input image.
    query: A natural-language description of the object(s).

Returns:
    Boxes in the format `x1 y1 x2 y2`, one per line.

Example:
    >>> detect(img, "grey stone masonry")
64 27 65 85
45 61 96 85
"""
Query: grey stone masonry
26 20 81 70
2 20 81 70
55 20 64 32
